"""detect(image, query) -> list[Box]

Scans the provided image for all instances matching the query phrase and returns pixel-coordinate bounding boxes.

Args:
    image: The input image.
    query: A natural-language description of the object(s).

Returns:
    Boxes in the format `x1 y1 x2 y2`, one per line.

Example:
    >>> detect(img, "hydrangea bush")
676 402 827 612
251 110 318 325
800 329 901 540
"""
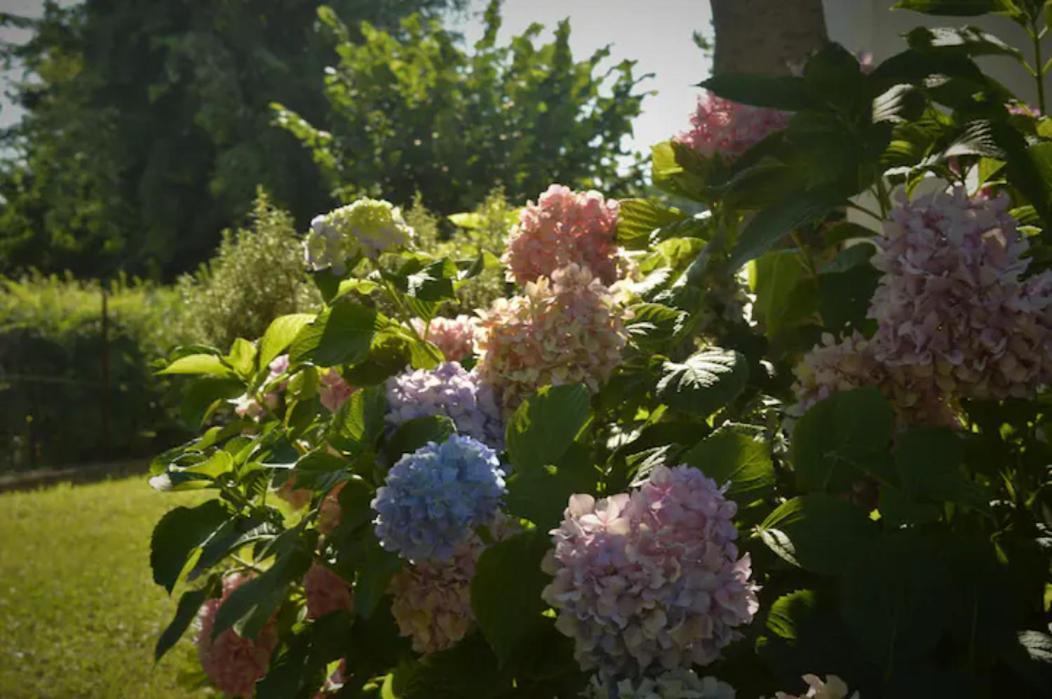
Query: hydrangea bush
150 3 1052 698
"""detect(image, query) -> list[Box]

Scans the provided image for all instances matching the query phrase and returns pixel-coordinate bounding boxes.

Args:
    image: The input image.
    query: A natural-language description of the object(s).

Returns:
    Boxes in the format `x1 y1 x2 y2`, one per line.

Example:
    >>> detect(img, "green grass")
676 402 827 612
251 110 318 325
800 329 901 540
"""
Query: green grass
0 475 210 699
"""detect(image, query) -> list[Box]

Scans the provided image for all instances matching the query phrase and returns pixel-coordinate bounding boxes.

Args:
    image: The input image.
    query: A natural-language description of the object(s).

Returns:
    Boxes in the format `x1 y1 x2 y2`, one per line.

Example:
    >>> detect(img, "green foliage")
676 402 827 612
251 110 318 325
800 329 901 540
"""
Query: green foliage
173 192 320 350
143 3 1052 697
0 0 465 277
0 273 189 470
273 0 648 216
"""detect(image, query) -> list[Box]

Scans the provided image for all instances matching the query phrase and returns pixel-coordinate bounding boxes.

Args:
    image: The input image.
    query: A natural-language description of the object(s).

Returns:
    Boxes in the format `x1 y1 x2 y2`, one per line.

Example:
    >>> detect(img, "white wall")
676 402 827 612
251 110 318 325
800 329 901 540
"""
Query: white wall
824 0 1050 107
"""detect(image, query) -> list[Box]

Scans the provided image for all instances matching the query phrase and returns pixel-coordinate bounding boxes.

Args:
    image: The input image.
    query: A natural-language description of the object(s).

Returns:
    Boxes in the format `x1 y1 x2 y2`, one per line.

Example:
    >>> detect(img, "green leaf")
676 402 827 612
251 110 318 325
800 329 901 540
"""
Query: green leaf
680 423 774 500
758 494 877 575
893 427 990 509
766 589 818 641
158 354 236 378
150 500 230 594
385 415 456 462
506 384 591 474
225 338 257 378
260 314 315 367
616 199 686 249
330 385 387 453
651 140 709 199
906 25 1023 59
626 303 687 349
288 301 380 367
406 258 457 301
656 347 748 417
750 249 815 337
506 442 598 529
700 73 811 111
213 540 312 639
729 189 843 268
471 529 551 664
791 388 893 492
352 536 403 619
155 585 213 661
893 0 1017 15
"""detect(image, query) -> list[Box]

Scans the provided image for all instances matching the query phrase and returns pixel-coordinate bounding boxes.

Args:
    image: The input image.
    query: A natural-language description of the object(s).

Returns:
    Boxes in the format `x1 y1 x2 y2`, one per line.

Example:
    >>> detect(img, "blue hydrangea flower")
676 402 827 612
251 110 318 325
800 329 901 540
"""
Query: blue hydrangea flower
372 435 507 563
386 362 504 449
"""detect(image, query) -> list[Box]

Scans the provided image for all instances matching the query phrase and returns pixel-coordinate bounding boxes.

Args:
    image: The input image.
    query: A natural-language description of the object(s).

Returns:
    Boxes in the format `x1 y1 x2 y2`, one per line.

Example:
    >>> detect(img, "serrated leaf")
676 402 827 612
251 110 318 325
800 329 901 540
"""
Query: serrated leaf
330 385 387 453
617 199 686 249
155 585 212 661
656 348 748 417
471 529 550 664
506 384 591 474
791 388 893 492
766 589 818 641
906 25 1023 59
730 190 843 268
700 73 811 110
151 500 230 594
158 354 236 378
289 301 380 367
680 423 774 500
212 541 312 639
758 494 877 574
260 314 315 367
385 415 456 462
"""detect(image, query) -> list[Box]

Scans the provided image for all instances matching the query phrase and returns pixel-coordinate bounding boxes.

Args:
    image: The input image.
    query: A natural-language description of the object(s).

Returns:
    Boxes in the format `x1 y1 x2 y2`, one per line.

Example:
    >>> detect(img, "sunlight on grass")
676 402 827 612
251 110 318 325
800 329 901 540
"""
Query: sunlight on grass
0 476 210 699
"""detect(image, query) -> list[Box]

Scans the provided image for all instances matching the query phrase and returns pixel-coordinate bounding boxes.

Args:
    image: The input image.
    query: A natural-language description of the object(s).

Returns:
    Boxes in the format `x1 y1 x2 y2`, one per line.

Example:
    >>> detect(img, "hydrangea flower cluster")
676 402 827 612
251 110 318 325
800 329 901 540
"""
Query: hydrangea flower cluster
795 188 1052 421
196 573 279 698
503 184 621 286
768 675 859 699
676 92 791 162
412 315 478 362
791 332 957 427
372 435 506 562
305 198 414 272
476 263 629 412
232 354 290 420
319 369 354 413
388 534 481 654
386 362 504 448
317 482 346 535
584 670 736 699
543 465 758 678
868 188 1052 400
303 563 353 620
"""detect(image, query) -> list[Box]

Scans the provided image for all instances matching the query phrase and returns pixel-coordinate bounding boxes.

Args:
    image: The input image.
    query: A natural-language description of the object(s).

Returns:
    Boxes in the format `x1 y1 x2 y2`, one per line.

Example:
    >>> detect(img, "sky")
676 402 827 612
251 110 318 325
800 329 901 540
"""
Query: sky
0 0 712 155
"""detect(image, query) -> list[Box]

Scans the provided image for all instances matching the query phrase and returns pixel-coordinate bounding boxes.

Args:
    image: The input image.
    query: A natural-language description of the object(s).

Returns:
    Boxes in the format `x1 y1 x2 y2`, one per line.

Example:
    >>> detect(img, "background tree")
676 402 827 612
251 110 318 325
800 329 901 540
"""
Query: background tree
0 0 464 278
710 0 828 75
273 0 650 217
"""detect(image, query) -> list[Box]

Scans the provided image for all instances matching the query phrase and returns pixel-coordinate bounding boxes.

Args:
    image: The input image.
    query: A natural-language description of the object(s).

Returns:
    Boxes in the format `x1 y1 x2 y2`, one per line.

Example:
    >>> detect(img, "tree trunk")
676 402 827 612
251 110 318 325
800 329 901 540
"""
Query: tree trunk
710 0 829 76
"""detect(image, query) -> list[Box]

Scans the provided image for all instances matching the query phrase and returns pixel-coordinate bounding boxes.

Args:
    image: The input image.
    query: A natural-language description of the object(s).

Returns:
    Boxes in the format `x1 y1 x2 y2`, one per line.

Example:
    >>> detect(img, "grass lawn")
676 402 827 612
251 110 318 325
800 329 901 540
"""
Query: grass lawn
0 475 210 699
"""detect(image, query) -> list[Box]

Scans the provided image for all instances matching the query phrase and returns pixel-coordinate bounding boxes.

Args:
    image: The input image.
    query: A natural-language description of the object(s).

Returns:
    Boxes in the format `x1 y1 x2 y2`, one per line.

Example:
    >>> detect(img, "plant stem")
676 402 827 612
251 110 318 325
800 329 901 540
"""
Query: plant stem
1032 22 1047 115
846 200 884 223
790 231 820 283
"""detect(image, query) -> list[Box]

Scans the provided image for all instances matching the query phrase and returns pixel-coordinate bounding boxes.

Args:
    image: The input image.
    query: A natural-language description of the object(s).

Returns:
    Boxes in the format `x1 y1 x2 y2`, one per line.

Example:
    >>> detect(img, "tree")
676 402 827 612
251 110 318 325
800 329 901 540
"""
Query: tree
710 0 828 75
273 0 649 217
0 0 464 278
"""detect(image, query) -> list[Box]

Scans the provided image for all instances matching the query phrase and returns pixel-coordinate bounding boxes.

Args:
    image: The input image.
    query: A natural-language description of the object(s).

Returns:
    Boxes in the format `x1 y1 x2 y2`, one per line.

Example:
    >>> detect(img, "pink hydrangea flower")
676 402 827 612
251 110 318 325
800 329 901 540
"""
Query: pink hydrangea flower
412 315 478 362
770 674 860 699
319 370 355 413
317 482 345 535
476 263 629 412
196 573 279 698
676 92 790 162
388 535 481 654
303 563 353 619
791 332 957 428
543 465 758 677
503 184 621 286
387 514 518 654
869 187 1052 400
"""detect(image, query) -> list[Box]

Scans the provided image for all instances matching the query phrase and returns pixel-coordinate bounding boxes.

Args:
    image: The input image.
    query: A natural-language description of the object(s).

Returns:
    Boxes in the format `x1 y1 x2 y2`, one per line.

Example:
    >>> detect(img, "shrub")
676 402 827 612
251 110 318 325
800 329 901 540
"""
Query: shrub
0 273 187 470
148 4 1052 698
173 191 320 349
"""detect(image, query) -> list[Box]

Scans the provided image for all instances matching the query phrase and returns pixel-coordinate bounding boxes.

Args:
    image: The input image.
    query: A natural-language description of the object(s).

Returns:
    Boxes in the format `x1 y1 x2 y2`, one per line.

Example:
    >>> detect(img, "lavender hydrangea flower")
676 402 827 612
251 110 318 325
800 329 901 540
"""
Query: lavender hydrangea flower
386 362 504 449
372 435 506 563
543 465 758 679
